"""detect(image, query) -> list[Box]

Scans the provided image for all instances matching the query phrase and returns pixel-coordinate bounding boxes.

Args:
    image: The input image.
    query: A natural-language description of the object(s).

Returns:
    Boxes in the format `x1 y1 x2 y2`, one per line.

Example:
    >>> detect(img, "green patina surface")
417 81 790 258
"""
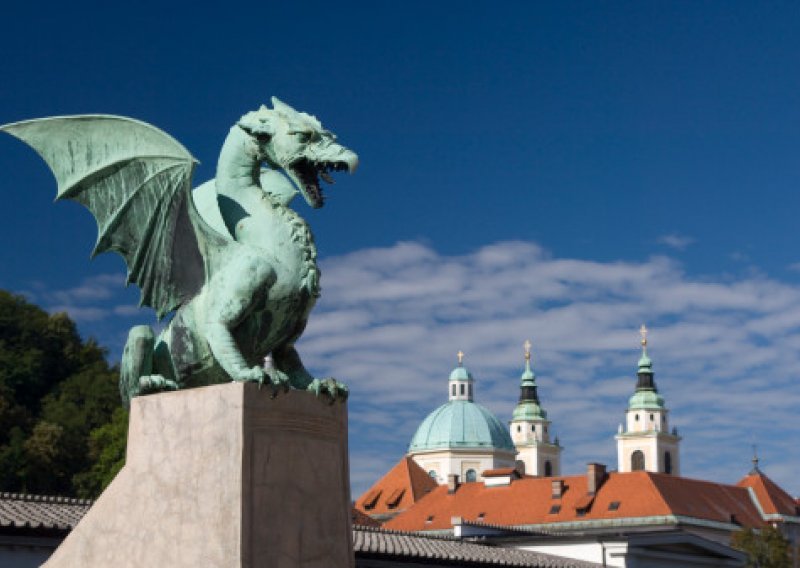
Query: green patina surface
628 389 665 409
1 98 358 406
449 366 474 382
409 400 516 453
512 401 547 421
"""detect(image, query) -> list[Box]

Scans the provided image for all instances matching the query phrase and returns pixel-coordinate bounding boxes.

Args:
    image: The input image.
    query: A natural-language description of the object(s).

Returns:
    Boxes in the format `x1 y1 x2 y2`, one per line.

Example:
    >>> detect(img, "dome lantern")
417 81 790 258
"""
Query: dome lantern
448 350 475 402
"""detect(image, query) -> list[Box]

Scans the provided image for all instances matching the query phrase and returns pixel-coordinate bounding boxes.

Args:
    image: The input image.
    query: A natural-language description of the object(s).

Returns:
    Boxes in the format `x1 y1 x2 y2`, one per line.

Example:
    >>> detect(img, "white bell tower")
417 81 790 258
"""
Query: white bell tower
509 340 561 477
616 325 681 474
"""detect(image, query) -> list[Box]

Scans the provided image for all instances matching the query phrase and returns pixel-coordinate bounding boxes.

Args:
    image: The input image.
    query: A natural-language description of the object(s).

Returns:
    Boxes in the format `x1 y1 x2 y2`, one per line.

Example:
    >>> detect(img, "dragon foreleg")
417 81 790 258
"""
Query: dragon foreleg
203 253 275 385
120 325 178 407
272 344 348 402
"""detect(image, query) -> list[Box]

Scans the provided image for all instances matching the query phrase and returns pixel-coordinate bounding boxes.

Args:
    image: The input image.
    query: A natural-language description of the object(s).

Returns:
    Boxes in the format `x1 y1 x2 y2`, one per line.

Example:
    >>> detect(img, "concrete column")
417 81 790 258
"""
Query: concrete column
45 383 353 568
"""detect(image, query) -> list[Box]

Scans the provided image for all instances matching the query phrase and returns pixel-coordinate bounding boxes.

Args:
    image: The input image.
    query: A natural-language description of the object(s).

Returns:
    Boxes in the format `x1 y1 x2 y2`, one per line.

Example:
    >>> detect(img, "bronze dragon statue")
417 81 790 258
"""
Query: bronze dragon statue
0 97 358 406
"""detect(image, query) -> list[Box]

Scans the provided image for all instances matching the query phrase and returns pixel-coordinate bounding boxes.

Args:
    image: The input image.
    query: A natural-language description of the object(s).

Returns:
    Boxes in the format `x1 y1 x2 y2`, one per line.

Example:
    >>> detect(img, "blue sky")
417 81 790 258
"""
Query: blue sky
1 2 799 497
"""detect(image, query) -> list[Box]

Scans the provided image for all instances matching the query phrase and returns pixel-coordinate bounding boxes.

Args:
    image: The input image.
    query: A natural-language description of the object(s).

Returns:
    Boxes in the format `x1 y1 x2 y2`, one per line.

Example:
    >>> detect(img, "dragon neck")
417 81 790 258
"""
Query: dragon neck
214 126 320 298
216 126 262 194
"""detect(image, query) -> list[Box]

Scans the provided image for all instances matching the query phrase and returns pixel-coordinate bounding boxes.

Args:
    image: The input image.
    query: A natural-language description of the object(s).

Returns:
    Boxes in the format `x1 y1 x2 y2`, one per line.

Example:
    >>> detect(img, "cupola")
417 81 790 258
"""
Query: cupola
449 350 474 401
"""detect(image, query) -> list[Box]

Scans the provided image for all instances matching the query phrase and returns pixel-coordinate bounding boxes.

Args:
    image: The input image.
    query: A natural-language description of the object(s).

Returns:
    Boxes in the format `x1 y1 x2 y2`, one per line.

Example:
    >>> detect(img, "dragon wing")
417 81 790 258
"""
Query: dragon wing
0 115 222 319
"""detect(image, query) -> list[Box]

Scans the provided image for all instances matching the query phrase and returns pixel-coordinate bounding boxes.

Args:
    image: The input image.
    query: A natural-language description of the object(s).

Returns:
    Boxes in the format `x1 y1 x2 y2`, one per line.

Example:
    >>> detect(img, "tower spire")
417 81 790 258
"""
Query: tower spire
751 444 761 474
636 323 655 389
519 339 539 402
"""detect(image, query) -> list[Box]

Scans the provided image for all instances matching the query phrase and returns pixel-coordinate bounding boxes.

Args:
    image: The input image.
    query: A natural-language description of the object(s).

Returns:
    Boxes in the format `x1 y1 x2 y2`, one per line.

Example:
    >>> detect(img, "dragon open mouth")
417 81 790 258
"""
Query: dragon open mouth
288 158 351 209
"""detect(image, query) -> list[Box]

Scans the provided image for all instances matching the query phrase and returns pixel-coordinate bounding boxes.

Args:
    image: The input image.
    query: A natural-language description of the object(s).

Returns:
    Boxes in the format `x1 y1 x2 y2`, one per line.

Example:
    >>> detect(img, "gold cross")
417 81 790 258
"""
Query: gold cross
523 339 532 361
640 324 648 347
457 350 464 365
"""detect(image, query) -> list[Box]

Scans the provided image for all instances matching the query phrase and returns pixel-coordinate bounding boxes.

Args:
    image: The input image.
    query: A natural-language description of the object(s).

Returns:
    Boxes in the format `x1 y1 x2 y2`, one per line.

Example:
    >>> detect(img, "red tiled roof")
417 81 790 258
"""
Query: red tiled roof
352 507 383 528
737 471 799 517
355 457 438 518
385 470 768 532
573 493 595 511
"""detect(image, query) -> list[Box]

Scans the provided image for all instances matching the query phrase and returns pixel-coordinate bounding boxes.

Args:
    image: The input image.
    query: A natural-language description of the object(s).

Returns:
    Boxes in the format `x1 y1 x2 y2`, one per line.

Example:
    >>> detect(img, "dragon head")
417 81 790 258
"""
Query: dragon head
237 97 358 209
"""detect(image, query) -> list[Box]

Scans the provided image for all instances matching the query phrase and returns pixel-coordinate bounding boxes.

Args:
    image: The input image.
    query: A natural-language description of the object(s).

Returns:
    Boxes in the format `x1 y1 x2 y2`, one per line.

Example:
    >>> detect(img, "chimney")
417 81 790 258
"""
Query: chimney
551 479 564 499
587 463 607 494
447 474 460 494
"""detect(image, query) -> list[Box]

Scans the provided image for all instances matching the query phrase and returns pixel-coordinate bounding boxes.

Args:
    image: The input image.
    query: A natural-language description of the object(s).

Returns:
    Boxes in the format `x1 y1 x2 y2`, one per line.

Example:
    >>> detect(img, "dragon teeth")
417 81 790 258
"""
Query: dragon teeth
320 171 335 184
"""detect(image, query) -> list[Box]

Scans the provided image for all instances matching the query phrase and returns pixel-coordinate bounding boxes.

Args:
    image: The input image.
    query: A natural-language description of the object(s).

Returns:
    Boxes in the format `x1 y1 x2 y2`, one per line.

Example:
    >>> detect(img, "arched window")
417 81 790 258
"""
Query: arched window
468 384 473 397
531 425 536 432
635 414 639 421
544 461 553 477
631 450 645 471
452 384 456 396
517 425 521 433
650 413 654 421
664 451 672 474
460 384 465 395
465 469 477 482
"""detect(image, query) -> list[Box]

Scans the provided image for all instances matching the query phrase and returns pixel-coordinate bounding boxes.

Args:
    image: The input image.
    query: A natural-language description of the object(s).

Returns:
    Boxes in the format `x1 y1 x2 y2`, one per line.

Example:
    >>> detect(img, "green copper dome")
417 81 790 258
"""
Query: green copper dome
449 366 474 381
408 400 515 453
512 401 547 421
628 389 665 409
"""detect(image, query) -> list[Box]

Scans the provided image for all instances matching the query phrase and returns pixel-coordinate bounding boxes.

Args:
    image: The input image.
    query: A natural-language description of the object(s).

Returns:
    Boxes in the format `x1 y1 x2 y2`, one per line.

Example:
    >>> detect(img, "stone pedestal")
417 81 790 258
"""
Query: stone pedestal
44 383 354 568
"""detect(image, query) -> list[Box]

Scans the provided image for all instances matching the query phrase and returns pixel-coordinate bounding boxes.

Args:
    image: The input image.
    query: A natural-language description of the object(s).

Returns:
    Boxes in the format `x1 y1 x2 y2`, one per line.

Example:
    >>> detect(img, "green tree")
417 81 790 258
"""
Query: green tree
732 526 791 568
73 407 128 498
0 290 126 497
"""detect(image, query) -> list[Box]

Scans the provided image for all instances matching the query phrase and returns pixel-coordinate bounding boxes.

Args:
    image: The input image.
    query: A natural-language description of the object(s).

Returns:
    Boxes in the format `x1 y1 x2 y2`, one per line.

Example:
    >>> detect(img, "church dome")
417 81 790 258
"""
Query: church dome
408 400 516 453
449 366 473 381
628 389 665 409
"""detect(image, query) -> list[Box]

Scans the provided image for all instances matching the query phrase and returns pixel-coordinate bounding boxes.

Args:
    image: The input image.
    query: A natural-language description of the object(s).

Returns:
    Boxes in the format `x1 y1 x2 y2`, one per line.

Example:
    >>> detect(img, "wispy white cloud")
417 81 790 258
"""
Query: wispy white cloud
20 242 800 499
657 233 694 250
298 241 800 497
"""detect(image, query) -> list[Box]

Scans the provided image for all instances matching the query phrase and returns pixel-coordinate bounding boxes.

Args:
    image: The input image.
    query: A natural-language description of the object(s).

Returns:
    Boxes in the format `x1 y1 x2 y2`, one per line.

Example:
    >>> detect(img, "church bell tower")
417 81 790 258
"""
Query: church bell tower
616 325 681 474
509 340 561 477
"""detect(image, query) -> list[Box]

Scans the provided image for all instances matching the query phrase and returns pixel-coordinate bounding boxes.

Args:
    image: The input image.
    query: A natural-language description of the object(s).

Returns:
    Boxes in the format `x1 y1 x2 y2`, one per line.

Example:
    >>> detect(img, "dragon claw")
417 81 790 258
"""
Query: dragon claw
307 377 348 403
138 375 179 395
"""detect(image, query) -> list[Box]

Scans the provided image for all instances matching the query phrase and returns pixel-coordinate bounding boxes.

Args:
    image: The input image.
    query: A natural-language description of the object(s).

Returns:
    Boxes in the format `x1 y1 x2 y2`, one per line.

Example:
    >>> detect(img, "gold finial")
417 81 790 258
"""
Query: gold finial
457 350 464 365
523 339 532 362
639 324 648 348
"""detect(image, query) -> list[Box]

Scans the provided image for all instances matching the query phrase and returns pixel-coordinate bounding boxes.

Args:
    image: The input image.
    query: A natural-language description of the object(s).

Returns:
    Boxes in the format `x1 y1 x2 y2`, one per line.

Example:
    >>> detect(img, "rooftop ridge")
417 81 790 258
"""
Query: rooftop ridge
0 492 93 506
354 523 464 541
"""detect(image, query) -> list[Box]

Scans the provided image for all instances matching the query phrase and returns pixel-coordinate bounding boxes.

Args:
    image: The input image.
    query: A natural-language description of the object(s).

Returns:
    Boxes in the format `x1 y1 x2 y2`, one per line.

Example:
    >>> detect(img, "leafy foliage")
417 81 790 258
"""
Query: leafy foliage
0 290 126 498
732 526 792 568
